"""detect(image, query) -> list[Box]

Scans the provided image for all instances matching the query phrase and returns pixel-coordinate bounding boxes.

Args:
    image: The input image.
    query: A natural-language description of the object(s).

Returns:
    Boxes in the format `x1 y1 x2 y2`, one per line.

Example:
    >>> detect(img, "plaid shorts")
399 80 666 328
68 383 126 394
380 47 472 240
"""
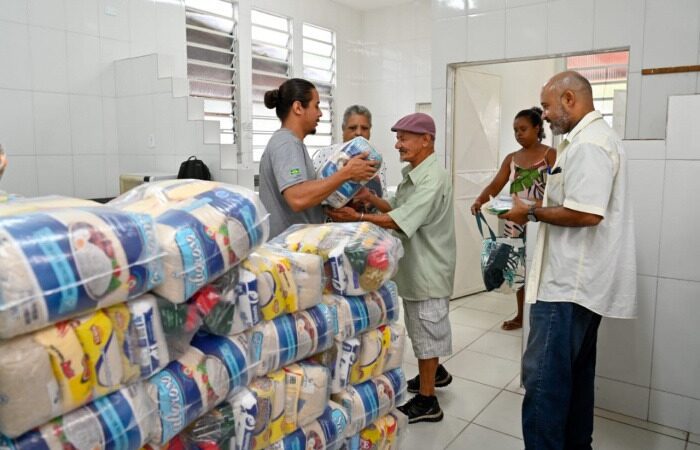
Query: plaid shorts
403 297 452 359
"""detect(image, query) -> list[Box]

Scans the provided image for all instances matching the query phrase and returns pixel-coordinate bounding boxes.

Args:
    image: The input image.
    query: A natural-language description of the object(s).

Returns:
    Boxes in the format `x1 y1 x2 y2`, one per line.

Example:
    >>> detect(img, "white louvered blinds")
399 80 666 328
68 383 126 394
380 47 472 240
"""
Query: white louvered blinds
185 0 238 145
302 23 336 154
251 10 292 162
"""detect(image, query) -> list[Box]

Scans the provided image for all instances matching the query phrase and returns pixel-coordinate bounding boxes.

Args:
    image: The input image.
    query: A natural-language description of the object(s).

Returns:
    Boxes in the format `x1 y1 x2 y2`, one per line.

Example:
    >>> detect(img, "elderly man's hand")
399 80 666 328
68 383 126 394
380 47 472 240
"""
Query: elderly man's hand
499 194 529 225
353 187 373 205
325 206 361 222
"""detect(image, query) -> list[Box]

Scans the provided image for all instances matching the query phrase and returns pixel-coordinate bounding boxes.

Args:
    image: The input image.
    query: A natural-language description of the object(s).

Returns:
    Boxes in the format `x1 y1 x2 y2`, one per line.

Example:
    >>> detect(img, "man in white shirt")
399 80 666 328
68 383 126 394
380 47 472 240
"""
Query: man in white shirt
502 71 636 450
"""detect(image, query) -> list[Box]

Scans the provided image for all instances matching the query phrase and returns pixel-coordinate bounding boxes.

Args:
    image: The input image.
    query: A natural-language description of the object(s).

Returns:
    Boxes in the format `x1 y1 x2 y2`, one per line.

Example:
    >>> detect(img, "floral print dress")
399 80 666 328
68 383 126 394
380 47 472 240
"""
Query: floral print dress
504 153 550 239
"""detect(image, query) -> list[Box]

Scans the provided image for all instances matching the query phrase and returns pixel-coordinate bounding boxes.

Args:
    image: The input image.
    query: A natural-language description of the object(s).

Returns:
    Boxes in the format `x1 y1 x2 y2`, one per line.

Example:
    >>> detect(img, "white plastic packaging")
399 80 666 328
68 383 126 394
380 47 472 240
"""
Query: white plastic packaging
331 368 407 437
270 222 403 296
0 383 155 450
249 303 336 378
316 137 383 208
109 180 270 304
0 206 164 339
147 332 256 444
0 294 184 438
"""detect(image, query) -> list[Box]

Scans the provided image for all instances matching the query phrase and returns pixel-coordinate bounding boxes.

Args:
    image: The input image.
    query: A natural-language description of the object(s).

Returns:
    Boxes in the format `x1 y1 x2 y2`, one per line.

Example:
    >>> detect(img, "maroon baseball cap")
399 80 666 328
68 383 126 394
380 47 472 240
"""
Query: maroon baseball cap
391 112 436 138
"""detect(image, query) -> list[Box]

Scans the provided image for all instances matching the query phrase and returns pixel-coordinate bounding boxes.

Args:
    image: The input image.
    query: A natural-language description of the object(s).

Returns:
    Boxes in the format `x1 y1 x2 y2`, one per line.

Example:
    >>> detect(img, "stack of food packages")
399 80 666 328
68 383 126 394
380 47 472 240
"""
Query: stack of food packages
159 222 409 450
266 223 408 450
0 180 270 450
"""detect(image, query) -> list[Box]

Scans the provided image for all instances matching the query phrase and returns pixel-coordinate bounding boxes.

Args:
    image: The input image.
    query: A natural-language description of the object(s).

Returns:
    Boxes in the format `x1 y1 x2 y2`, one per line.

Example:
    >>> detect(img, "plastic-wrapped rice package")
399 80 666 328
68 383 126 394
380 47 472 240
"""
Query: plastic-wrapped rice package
0 383 154 450
109 180 270 304
270 222 402 296
349 326 391 386
242 245 324 322
281 363 331 434
147 332 254 444
249 304 336 377
0 294 173 438
316 137 383 208
248 371 285 450
0 196 99 217
0 206 164 339
312 324 405 394
342 409 407 450
181 244 325 338
310 339 360 394
248 362 331 450
267 401 349 450
161 388 258 450
330 368 407 437
325 282 399 341
379 324 405 377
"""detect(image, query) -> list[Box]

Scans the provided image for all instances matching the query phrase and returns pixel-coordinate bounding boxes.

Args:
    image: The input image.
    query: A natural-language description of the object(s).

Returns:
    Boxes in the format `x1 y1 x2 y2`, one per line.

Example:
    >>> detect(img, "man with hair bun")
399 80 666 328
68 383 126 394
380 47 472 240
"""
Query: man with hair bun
501 70 637 449
258 78 378 237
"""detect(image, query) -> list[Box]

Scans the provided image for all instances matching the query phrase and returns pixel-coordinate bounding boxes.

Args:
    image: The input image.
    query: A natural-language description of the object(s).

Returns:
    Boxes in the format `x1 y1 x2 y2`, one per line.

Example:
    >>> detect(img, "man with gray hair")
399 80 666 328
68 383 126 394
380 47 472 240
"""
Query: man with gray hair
502 71 636 449
328 112 456 424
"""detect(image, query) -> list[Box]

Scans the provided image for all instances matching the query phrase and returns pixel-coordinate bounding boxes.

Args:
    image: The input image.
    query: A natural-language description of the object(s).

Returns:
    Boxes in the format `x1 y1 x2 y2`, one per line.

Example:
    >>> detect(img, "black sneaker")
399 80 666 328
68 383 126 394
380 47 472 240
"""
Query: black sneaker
406 364 453 394
397 394 444 423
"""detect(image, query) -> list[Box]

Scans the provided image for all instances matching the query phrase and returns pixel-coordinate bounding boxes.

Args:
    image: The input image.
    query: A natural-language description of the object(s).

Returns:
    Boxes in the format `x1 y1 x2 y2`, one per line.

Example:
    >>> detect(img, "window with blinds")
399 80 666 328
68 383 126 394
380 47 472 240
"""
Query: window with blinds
302 23 336 154
566 51 629 128
185 0 238 145
251 10 292 162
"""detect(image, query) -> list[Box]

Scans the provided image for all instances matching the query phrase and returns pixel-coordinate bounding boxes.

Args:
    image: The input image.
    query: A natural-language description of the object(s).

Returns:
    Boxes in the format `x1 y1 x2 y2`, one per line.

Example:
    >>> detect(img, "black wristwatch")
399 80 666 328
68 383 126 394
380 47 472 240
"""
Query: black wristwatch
527 206 539 222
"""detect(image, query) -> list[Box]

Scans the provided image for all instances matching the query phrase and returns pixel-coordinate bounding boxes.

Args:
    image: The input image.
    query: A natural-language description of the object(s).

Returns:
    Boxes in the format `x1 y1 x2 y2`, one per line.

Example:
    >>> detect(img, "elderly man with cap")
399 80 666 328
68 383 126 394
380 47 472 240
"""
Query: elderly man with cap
327 112 456 424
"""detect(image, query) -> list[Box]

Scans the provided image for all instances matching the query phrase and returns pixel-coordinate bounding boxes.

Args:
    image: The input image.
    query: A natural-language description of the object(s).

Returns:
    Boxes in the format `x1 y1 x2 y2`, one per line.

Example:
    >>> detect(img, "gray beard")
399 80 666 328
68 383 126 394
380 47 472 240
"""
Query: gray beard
549 112 572 136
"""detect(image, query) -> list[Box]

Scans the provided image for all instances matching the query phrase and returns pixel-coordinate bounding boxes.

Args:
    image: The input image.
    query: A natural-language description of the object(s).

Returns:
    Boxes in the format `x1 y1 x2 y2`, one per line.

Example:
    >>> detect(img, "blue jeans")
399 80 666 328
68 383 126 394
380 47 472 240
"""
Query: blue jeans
522 301 602 450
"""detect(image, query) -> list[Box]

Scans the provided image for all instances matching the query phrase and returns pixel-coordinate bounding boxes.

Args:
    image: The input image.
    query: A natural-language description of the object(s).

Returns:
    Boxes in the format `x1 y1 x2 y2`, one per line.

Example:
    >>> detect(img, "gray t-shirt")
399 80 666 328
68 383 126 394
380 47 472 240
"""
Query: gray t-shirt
259 128 326 237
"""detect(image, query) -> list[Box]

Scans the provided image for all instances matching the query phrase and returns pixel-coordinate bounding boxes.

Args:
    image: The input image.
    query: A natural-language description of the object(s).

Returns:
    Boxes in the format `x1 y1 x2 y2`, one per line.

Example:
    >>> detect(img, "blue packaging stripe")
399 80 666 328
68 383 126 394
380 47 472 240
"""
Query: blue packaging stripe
194 190 262 248
379 283 398 322
158 208 225 298
149 363 203 442
354 382 380 425
0 214 91 320
317 407 343 443
346 434 360 450
383 368 405 394
190 333 248 390
346 296 369 335
307 304 331 351
0 429 50 450
129 213 163 293
90 391 140 450
130 308 160 376
273 314 298 367
279 429 306 450
89 208 146 267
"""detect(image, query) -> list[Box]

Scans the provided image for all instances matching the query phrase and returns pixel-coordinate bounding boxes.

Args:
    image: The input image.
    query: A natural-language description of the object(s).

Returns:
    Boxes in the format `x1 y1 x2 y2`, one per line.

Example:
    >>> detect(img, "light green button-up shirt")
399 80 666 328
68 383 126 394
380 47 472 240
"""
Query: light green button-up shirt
388 153 456 301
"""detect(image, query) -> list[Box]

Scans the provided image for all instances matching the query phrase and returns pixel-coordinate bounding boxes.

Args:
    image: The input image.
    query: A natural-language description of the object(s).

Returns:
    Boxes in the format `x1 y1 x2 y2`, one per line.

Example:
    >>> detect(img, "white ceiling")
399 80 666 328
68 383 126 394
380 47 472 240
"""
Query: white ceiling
331 0 416 12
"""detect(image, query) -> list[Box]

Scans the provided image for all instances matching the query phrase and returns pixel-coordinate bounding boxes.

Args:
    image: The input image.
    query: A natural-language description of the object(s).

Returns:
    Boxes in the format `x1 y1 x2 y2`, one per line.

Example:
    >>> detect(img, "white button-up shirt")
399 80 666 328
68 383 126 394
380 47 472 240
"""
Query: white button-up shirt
525 111 637 318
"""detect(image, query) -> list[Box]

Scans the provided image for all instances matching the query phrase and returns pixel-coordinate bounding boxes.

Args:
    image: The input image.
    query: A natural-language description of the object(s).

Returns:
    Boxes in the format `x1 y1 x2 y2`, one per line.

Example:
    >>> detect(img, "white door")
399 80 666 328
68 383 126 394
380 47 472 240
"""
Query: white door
451 69 502 298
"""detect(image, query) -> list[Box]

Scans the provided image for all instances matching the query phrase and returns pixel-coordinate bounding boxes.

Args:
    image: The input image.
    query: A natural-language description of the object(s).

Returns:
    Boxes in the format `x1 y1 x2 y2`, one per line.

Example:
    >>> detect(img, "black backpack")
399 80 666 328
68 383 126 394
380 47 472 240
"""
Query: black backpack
177 156 211 180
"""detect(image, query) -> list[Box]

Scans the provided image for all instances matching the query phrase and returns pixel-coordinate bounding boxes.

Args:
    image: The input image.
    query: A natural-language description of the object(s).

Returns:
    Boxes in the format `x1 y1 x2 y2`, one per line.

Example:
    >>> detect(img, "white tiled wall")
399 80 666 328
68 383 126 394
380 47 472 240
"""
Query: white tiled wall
0 0 186 198
429 0 700 434
352 0 432 186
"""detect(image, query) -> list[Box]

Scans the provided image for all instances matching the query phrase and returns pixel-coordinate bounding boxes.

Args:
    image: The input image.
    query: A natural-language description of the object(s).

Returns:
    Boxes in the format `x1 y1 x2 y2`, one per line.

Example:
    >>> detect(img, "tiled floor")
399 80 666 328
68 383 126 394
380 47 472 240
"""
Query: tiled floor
398 291 698 450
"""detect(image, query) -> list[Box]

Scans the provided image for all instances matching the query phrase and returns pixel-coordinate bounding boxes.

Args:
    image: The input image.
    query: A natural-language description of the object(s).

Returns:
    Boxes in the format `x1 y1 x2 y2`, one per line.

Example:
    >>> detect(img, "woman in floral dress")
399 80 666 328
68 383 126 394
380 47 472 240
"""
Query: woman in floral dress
470 107 556 330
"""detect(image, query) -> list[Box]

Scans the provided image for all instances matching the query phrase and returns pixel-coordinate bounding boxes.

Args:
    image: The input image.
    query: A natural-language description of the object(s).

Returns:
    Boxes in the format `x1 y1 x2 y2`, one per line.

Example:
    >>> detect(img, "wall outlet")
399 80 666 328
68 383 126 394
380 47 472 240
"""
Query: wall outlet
147 134 156 148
